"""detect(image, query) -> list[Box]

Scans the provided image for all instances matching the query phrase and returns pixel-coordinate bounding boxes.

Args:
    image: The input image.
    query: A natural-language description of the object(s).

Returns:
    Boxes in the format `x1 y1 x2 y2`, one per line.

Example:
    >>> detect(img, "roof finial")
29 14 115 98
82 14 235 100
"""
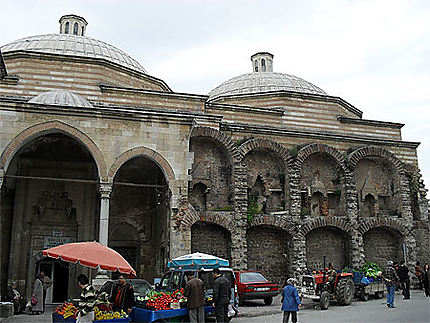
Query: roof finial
250 52 274 72
59 14 88 36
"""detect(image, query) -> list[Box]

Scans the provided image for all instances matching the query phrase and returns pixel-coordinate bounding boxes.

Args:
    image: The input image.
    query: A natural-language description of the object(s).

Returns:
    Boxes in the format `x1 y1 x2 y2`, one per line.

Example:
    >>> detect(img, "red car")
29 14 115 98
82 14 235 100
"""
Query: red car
234 271 279 305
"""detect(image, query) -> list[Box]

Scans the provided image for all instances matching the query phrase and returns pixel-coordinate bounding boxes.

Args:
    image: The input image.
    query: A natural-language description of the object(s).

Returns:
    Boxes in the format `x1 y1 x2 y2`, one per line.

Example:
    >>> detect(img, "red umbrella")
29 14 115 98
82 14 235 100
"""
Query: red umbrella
42 241 136 276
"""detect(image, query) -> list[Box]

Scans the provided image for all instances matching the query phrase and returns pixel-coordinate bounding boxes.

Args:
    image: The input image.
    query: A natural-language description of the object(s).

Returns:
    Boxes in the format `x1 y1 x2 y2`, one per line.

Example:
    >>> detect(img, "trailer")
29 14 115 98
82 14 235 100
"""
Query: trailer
352 272 385 301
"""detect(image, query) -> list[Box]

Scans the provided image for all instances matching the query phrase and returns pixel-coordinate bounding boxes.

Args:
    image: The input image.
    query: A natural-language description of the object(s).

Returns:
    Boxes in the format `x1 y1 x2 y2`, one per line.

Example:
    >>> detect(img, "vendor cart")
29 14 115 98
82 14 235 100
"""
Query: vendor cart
352 272 385 301
130 305 214 323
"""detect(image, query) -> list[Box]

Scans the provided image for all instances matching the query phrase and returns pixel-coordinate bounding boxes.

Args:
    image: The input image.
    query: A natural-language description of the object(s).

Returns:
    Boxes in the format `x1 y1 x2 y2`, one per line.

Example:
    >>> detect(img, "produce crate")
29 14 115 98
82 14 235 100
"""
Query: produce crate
94 318 130 322
52 313 77 322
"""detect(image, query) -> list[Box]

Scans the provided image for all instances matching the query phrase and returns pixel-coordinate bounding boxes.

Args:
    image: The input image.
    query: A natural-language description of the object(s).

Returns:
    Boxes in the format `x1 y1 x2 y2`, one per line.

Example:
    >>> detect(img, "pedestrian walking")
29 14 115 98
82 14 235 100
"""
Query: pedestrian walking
281 278 302 323
184 272 205 323
423 264 430 297
39 271 52 311
415 262 423 290
382 260 400 308
110 274 135 314
398 261 410 300
212 268 231 323
76 274 95 323
31 273 44 314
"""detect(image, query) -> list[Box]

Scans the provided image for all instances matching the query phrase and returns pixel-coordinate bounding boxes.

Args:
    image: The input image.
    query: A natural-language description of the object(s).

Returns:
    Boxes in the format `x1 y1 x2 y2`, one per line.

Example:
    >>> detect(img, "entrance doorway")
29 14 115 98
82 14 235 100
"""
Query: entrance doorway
38 260 69 303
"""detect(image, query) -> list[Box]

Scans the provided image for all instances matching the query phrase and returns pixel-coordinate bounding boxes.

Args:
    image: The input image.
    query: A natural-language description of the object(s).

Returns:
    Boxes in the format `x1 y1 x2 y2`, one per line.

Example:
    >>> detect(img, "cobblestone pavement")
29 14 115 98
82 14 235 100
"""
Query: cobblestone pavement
2 290 428 322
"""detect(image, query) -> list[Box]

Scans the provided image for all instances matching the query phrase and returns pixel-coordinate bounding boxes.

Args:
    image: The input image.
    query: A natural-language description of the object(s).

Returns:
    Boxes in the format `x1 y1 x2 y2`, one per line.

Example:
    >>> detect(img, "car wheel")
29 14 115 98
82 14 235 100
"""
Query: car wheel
264 296 273 305
376 291 384 299
320 291 330 310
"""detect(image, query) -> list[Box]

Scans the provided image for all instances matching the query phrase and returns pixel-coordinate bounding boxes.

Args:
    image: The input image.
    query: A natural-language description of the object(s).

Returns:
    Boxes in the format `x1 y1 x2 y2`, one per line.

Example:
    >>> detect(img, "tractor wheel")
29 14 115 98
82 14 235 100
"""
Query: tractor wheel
320 291 330 310
264 297 273 305
336 279 354 305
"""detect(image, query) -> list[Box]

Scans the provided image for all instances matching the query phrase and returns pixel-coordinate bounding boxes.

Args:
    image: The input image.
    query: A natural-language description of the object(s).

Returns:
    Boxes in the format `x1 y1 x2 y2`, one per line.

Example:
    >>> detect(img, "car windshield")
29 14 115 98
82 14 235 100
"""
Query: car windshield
240 272 268 283
131 281 152 296
200 271 235 289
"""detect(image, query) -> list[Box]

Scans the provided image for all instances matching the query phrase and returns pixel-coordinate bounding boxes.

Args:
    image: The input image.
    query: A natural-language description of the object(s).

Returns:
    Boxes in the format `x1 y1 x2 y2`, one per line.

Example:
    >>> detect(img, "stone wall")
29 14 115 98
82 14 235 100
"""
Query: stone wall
247 226 290 285
191 222 232 262
363 227 403 265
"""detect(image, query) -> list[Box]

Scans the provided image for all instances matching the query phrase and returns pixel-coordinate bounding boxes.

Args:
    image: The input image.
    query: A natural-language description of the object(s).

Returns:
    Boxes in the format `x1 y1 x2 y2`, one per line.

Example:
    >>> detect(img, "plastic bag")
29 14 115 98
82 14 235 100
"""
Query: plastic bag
31 295 38 306
227 304 236 318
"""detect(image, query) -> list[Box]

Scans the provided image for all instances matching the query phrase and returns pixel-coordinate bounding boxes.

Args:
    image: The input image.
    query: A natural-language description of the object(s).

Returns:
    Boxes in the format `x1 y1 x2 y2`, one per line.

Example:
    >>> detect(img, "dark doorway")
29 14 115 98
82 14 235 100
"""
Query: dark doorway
53 262 69 303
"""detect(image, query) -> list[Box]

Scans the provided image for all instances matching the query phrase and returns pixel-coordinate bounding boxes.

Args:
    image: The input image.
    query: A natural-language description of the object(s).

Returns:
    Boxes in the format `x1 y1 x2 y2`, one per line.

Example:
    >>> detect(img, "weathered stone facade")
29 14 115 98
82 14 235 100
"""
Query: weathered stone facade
0 15 428 300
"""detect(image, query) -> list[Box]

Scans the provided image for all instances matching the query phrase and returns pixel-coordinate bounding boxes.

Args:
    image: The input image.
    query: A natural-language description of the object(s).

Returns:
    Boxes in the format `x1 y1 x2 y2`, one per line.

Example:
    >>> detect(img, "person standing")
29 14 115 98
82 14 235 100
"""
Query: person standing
415 262 423 290
382 260 400 308
423 264 430 297
212 268 230 323
110 274 135 314
397 261 410 300
31 273 44 314
281 278 302 323
184 272 205 323
39 271 52 311
77 274 95 323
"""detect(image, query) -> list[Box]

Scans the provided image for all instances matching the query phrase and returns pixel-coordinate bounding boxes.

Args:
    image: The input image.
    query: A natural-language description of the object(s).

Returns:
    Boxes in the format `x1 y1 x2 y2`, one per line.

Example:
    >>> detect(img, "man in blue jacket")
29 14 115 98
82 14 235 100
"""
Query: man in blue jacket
281 278 302 323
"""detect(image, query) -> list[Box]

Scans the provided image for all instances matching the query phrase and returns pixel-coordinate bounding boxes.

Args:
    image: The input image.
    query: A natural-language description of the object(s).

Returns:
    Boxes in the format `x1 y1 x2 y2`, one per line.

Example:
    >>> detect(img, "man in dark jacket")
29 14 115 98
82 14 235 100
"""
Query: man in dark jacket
212 268 231 323
6 281 26 314
184 272 205 322
382 260 400 308
398 261 410 300
111 275 135 314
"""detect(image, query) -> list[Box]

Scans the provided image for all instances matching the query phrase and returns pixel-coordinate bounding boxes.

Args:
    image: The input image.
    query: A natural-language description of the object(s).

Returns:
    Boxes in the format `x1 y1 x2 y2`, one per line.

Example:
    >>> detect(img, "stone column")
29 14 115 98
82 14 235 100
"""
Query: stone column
98 181 112 246
0 168 4 299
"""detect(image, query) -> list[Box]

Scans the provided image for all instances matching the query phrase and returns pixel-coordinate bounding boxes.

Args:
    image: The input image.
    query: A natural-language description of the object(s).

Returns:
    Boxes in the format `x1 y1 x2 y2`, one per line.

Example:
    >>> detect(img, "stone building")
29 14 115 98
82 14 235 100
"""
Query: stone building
0 15 429 300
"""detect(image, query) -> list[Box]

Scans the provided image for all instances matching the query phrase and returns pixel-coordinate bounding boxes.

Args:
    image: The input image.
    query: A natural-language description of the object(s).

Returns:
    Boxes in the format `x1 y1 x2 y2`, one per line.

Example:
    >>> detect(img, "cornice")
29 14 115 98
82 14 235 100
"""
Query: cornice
337 115 404 129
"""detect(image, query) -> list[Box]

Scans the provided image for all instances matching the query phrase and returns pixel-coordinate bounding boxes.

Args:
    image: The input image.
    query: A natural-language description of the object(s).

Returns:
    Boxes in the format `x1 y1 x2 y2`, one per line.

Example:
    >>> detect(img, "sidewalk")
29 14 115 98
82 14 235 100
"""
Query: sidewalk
1 305 56 322
238 294 283 317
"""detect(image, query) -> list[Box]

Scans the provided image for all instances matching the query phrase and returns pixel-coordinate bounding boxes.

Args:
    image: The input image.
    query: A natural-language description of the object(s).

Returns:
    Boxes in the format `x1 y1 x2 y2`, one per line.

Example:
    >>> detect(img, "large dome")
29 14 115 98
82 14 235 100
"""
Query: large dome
1 33 147 74
208 52 326 100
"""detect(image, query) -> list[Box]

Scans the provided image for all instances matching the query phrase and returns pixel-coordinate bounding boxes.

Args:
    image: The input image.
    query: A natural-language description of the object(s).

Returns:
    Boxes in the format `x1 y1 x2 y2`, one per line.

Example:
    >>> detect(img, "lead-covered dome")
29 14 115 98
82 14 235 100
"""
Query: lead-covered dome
29 90 93 108
208 52 326 100
1 33 147 74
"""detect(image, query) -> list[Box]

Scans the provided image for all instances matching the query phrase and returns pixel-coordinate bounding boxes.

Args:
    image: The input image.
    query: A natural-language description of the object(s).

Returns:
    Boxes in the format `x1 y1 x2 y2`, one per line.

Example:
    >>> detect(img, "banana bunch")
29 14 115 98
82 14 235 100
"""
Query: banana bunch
94 307 128 321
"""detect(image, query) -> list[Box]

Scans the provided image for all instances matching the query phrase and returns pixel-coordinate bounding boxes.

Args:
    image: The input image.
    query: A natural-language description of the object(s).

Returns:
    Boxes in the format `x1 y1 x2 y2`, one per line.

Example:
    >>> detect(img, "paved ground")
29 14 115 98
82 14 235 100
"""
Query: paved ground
2 290 429 322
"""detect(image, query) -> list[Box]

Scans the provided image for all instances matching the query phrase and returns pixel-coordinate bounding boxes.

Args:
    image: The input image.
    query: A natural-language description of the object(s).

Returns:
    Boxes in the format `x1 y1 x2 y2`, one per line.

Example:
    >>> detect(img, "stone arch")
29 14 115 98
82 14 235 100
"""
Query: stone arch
190 126 241 163
108 146 175 182
178 202 235 232
0 120 107 178
300 217 353 236
248 215 296 236
357 218 409 237
238 138 291 161
295 143 346 171
348 146 404 174
191 221 232 262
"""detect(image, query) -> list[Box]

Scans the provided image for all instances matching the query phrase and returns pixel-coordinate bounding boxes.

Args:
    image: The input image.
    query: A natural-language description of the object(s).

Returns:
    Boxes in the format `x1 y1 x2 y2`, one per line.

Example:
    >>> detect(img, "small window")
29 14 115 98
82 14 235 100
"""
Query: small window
65 22 69 34
81 26 85 36
261 59 266 72
73 22 78 35
254 60 258 72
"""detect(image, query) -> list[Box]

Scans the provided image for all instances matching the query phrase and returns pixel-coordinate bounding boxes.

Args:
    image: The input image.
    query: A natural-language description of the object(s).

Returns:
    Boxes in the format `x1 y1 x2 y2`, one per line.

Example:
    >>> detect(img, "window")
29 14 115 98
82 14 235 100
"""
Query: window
240 272 268 283
254 60 258 72
81 26 85 36
73 22 78 35
160 272 171 288
261 59 266 72
64 22 69 34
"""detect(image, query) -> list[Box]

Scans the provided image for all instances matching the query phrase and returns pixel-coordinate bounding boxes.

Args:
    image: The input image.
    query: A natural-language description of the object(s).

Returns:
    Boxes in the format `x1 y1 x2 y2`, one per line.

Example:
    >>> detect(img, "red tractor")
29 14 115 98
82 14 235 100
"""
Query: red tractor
300 259 354 310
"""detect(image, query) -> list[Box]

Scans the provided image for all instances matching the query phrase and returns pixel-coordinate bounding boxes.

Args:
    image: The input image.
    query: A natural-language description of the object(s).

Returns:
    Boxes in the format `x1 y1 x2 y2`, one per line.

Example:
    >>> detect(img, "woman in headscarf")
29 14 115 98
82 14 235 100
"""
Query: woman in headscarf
281 278 302 323
31 273 44 314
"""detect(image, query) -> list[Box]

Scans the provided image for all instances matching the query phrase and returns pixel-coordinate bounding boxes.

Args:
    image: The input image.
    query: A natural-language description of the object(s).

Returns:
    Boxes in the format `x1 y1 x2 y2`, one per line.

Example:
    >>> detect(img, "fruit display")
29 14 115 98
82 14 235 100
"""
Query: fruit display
94 306 128 321
54 302 78 319
137 288 186 311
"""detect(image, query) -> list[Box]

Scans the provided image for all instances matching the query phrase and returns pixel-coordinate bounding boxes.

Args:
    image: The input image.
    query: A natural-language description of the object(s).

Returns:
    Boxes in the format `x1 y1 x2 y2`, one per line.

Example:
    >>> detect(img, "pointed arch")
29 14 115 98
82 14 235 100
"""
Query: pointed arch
357 218 409 237
295 143 346 172
0 120 106 178
348 146 404 174
108 146 175 182
238 138 291 161
190 127 241 163
247 215 296 236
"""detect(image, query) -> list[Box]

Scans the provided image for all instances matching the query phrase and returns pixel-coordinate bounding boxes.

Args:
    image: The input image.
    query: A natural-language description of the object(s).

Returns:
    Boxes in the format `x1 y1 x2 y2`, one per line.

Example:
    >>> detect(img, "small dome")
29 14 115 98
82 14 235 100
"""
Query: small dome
28 90 93 108
1 33 147 74
209 72 326 99
208 52 326 100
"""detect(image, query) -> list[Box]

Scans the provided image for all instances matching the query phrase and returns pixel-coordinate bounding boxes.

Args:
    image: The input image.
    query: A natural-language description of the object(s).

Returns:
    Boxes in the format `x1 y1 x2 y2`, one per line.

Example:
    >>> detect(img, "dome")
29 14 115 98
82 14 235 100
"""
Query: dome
208 72 326 99
28 90 93 108
1 33 147 74
208 52 326 100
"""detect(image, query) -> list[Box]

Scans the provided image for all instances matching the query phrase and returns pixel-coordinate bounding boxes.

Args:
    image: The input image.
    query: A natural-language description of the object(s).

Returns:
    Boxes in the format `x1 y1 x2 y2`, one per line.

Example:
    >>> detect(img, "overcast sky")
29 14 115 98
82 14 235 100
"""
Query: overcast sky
1 0 429 189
